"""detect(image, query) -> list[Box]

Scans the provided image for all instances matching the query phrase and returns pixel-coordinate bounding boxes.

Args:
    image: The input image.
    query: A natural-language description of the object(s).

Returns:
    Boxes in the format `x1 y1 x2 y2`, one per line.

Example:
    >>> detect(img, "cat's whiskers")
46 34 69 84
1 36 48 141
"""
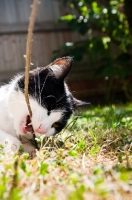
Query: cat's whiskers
56 93 66 103
52 110 64 113
33 73 37 98
37 69 41 104
9 98 27 106
39 74 49 98
52 106 66 113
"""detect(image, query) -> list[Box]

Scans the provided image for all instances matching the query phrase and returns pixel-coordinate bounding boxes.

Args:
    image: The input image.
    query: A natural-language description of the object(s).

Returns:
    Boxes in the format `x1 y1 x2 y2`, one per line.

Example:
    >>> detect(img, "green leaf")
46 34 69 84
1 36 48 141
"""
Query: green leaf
40 163 48 176
68 150 78 157
60 14 74 21
20 161 26 172
89 145 100 156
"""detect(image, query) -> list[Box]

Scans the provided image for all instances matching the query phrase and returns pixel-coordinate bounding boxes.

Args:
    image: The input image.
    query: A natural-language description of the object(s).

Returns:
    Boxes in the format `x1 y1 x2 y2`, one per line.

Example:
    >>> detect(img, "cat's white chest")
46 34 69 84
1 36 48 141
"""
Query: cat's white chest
0 85 16 137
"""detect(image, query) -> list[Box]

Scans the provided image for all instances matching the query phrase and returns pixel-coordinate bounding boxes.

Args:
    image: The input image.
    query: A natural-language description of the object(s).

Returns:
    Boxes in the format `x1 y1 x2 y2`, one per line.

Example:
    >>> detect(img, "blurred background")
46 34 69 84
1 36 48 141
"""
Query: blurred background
0 0 132 104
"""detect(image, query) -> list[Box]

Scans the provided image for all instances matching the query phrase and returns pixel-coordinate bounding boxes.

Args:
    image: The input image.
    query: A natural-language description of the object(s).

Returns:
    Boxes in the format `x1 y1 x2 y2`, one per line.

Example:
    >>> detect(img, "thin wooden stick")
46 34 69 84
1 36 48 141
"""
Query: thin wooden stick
24 0 39 149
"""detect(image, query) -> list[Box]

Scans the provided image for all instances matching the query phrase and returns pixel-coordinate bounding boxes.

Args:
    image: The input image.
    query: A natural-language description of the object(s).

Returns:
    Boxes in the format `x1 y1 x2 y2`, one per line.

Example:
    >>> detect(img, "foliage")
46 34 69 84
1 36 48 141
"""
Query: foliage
0 104 132 199
54 0 132 100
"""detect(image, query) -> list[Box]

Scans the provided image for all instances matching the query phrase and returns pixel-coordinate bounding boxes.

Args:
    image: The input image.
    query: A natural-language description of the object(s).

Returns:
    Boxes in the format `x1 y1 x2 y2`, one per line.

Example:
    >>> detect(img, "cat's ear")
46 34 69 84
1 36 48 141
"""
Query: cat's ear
49 57 73 81
73 98 90 109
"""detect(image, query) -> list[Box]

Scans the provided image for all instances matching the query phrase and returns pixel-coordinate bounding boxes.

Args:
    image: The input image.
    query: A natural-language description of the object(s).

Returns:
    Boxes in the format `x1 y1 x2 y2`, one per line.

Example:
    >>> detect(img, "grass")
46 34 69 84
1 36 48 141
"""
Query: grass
0 104 132 200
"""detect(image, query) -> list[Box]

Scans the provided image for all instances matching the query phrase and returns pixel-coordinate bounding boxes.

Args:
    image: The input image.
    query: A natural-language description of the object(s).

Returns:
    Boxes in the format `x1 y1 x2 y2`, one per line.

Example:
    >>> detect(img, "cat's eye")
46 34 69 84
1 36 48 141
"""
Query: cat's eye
52 122 59 128
45 95 57 112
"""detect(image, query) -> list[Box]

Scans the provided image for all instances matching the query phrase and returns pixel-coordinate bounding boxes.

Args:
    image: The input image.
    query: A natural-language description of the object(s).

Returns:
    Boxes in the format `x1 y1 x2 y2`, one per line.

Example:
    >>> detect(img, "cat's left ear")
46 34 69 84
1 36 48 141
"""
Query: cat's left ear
73 97 90 109
49 57 73 81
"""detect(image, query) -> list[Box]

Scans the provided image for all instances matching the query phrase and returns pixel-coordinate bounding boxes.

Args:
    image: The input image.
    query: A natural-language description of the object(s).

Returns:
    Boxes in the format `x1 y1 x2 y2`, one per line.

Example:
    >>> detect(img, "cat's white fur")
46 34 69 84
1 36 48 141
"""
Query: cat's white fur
0 77 62 154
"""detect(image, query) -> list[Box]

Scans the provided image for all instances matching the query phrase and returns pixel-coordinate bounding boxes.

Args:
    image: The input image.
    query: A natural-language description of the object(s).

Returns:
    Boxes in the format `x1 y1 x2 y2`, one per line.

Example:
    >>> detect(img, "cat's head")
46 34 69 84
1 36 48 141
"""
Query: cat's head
8 57 88 137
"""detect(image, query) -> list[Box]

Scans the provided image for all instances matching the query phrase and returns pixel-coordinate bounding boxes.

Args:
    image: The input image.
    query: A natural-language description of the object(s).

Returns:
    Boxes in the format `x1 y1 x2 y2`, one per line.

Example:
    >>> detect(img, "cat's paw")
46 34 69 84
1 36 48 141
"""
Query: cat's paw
3 138 21 153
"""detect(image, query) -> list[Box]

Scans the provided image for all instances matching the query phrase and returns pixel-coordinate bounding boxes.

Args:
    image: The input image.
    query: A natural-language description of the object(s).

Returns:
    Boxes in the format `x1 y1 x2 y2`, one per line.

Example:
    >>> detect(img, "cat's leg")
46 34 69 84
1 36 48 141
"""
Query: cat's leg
22 142 36 154
19 135 36 154
0 129 21 153
0 130 36 154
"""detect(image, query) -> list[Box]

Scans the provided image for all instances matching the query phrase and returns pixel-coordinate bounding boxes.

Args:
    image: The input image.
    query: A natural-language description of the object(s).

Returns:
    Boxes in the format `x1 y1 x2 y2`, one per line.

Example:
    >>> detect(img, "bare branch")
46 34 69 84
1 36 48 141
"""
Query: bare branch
24 0 39 149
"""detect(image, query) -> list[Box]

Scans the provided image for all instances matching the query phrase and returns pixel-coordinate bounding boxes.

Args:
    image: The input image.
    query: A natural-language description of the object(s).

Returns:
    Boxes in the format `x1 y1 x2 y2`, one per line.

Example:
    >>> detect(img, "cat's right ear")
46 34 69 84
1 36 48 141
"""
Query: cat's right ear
73 98 91 109
49 57 73 81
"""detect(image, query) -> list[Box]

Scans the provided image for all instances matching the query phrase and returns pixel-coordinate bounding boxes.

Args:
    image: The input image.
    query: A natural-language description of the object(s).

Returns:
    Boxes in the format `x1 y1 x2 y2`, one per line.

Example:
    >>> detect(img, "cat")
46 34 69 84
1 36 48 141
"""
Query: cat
0 57 88 153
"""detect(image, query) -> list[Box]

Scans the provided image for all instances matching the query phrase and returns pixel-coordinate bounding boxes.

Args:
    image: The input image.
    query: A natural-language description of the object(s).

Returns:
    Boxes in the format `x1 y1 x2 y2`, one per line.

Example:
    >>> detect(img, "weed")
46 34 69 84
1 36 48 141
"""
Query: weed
0 104 132 199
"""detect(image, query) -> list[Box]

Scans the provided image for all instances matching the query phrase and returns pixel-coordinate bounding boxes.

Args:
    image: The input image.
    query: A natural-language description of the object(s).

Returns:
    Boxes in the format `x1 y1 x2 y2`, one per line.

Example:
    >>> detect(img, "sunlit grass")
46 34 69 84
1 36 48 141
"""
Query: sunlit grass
0 104 132 199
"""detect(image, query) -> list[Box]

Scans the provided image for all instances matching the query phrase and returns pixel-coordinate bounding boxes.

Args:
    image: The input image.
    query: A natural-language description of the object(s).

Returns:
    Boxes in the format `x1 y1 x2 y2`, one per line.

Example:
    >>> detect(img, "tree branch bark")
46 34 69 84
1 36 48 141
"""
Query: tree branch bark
24 0 39 149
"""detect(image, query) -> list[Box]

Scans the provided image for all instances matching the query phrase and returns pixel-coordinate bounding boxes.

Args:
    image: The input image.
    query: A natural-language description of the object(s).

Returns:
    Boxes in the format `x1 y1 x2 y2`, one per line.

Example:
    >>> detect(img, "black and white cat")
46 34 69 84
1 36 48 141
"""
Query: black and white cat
0 57 87 153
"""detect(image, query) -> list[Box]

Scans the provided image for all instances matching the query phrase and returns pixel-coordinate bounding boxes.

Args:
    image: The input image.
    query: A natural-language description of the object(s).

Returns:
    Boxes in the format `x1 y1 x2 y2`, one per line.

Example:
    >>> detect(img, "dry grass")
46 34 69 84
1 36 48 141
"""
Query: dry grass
0 104 132 200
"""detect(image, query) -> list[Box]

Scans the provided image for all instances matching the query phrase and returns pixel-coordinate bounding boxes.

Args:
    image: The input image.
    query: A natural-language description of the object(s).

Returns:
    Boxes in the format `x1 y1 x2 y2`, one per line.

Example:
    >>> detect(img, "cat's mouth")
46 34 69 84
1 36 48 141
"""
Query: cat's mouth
25 115 33 133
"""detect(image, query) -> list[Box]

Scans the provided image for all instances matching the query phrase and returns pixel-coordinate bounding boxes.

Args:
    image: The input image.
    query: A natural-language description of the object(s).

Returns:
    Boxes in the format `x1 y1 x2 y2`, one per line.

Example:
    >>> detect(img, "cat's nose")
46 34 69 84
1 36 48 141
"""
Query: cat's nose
35 124 47 134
